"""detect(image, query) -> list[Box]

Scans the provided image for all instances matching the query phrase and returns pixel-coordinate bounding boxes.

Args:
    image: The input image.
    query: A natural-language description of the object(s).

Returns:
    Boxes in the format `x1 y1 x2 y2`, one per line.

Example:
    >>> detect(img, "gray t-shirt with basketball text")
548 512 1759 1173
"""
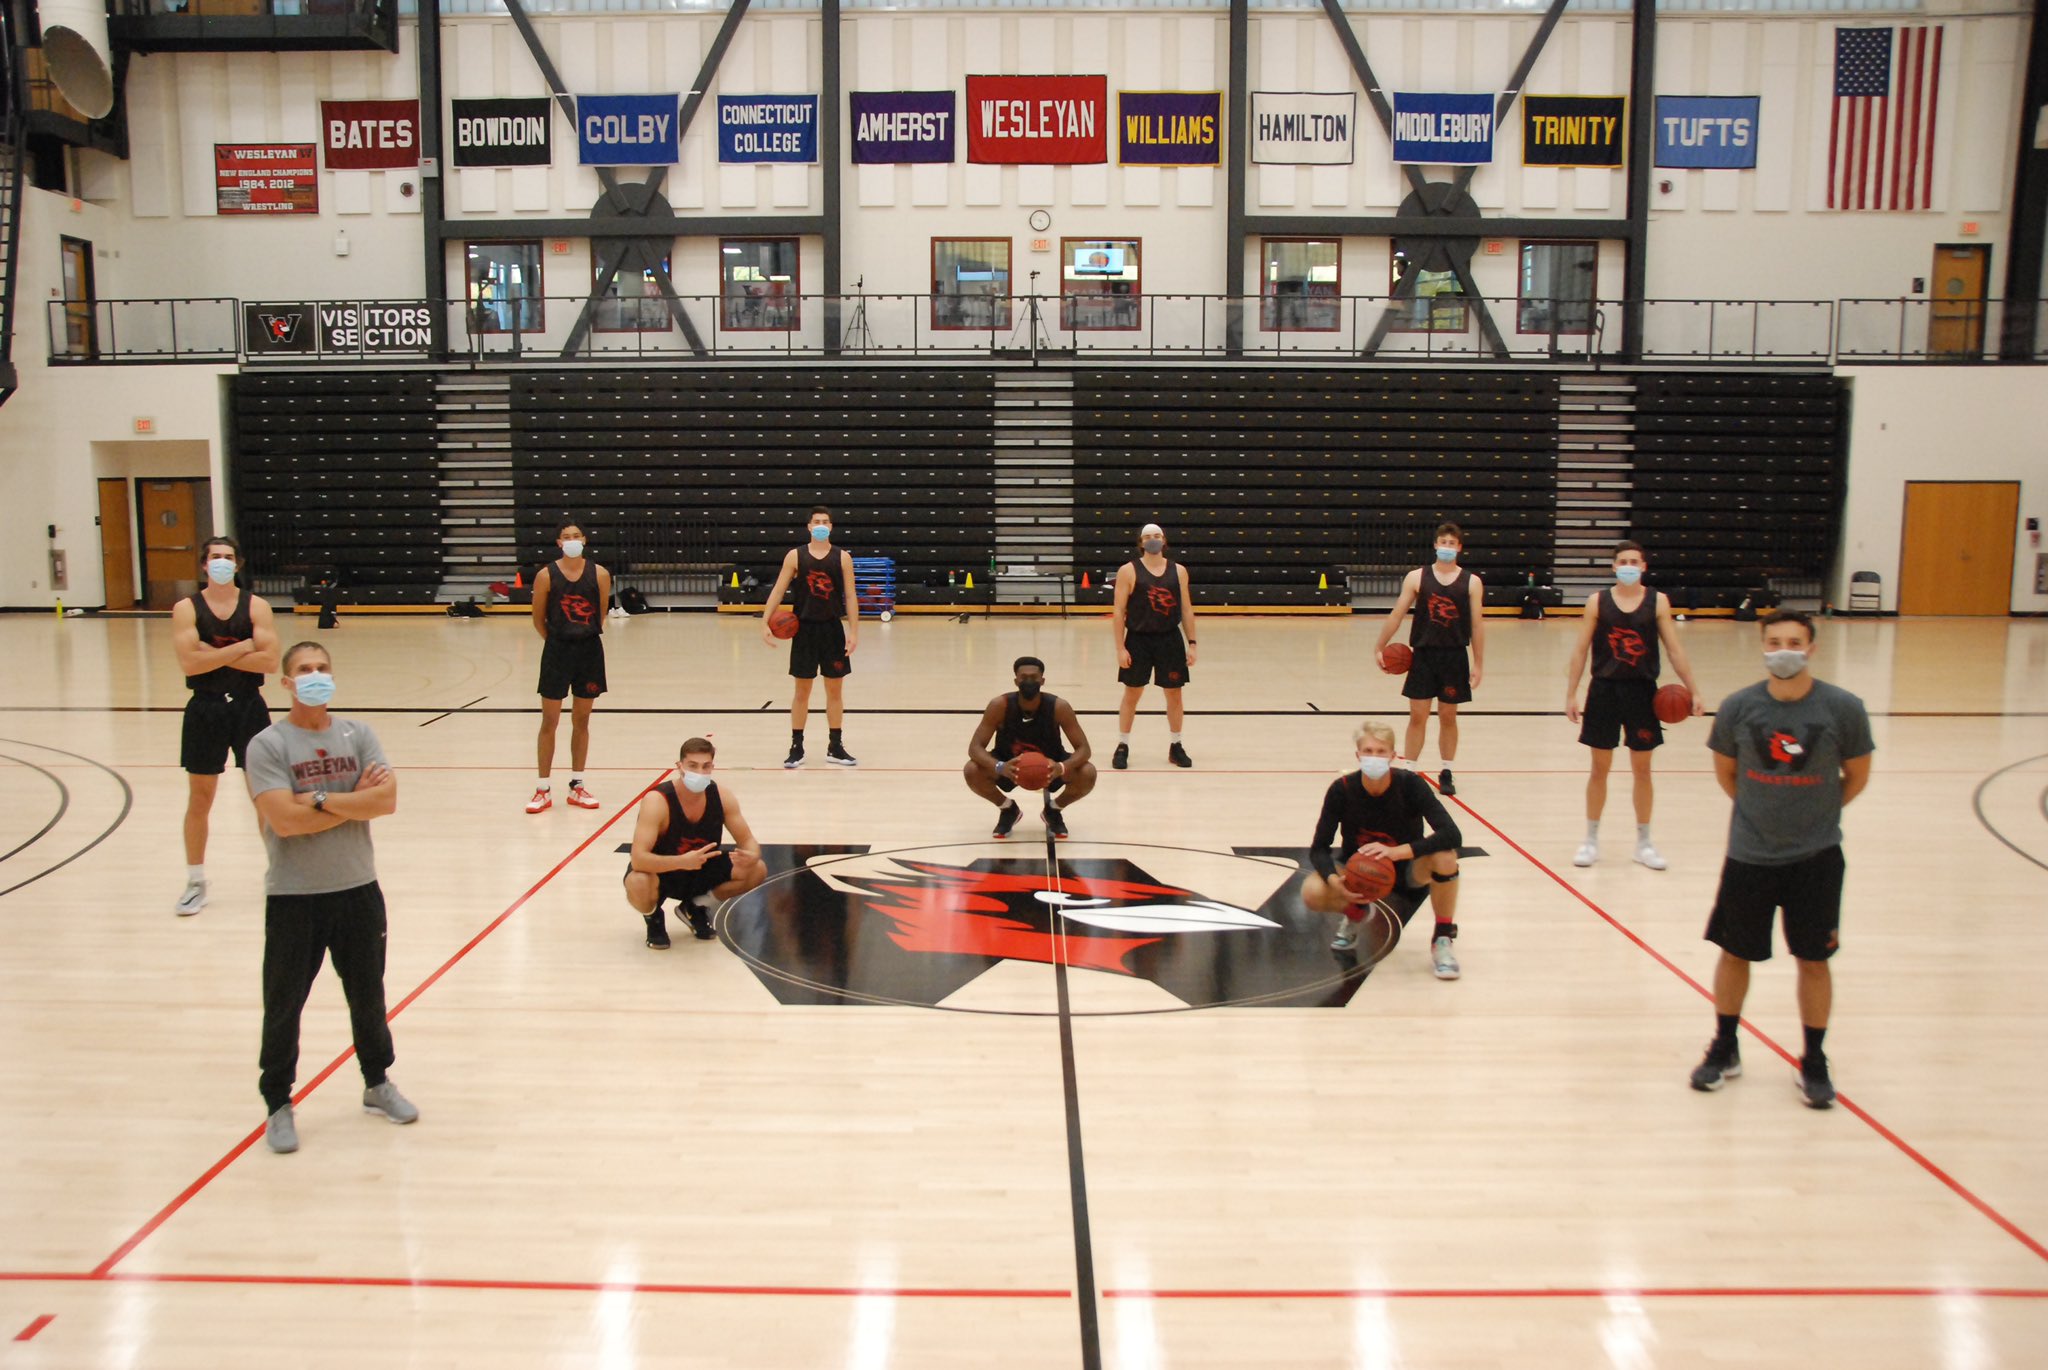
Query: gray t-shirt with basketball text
245 717 388 896
1707 679 1874 866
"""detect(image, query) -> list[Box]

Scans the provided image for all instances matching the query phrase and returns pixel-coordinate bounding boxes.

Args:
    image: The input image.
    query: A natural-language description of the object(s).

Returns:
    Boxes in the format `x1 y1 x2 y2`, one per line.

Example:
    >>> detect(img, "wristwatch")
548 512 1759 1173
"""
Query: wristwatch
313 791 328 812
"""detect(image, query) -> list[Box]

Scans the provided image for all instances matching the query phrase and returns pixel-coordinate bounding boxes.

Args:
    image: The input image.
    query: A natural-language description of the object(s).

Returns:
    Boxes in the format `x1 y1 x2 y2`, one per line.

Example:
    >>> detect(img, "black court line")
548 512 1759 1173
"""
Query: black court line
0 740 134 900
0 754 70 866
417 695 489 728
1044 822 1104 1370
1970 752 2048 874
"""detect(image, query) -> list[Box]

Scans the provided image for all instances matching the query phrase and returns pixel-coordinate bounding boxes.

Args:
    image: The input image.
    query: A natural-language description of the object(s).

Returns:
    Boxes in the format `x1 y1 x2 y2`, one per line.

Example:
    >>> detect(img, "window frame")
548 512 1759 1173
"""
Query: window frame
1058 237 1143 332
1259 237 1342 333
930 236 1014 332
1387 250 1470 335
718 237 802 333
590 252 675 335
1516 238 1600 337
464 239 544 335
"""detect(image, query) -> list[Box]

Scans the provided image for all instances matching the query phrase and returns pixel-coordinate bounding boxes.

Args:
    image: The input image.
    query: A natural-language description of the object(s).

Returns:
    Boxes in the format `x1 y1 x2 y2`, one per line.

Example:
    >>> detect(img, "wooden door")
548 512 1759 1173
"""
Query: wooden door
97 479 135 610
1926 245 1988 357
1898 481 2019 615
139 480 200 609
59 237 95 359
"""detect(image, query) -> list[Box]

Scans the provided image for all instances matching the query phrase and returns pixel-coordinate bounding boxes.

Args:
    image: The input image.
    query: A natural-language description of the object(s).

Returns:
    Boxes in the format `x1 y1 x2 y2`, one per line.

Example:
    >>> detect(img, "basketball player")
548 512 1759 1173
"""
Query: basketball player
1301 722 1464 978
1689 612 1873 1108
965 656 1098 840
1564 541 1704 869
1109 522 1198 769
624 737 765 948
246 641 415 1153
1373 523 1484 796
528 521 611 814
170 535 280 916
761 506 859 768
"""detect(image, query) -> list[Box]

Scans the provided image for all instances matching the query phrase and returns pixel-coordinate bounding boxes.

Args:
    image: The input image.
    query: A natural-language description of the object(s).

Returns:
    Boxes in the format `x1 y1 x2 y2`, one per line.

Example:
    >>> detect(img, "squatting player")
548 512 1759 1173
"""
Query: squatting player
624 737 765 948
965 656 1098 840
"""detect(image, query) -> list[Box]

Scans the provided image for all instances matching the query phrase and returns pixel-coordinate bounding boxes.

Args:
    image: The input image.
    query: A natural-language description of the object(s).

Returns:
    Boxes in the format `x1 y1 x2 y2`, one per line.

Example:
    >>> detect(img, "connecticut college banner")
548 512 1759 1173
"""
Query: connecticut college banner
718 96 818 164
1118 92 1221 166
1249 92 1354 164
849 91 955 164
966 75 1106 164
1392 92 1495 165
1522 96 1625 167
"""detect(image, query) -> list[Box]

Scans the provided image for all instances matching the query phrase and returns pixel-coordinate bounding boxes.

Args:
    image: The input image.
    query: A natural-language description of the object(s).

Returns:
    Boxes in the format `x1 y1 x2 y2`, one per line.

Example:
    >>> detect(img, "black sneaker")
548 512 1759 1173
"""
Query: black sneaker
1167 743 1193 768
1797 1055 1836 1109
1689 1039 1741 1091
992 801 1023 839
644 908 671 950
826 743 859 767
686 902 715 940
1043 800 1069 840
1438 768 1456 796
1111 743 1129 771
782 745 805 769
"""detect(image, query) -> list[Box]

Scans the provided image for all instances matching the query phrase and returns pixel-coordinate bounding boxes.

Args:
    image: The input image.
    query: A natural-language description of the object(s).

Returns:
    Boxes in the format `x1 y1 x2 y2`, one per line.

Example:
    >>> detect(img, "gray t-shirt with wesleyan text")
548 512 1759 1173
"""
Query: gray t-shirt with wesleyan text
246 717 388 895
1708 679 1874 866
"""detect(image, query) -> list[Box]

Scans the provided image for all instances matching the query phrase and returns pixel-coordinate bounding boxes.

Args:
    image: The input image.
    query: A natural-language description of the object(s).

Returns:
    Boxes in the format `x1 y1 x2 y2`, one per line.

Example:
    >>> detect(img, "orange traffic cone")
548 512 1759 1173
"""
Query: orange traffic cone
1079 571 1091 589
513 570 524 588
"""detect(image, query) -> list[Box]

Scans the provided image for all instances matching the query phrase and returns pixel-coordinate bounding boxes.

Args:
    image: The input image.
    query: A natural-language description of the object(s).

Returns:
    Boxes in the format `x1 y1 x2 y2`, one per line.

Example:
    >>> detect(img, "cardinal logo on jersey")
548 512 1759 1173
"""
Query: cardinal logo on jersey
1606 627 1649 668
1144 586 1179 616
557 594 597 626
1768 730 1808 766
1427 593 1462 626
805 571 837 601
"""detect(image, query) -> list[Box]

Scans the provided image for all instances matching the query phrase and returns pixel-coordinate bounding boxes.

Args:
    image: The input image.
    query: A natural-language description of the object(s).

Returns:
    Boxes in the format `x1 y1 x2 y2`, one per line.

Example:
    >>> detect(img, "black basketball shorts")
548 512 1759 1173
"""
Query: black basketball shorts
1401 646 1472 704
1580 677 1663 752
1118 629 1190 689
1704 846 1845 962
624 853 736 905
181 691 272 775
790 619 852 680
538 636 607 701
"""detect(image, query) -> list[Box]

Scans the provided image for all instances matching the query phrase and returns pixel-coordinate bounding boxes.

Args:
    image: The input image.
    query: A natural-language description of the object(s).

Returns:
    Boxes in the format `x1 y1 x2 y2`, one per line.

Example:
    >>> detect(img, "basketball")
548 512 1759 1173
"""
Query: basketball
1343 850 1397 903
1654 683 1693 725
1381 642 1414 675
769 610 800 640
1010 752 1055 791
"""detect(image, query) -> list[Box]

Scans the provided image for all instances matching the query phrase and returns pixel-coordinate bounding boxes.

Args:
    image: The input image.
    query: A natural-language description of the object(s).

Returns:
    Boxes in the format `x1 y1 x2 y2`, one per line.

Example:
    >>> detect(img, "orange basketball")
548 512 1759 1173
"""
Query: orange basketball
1381 642 1414 675
1343 850 1397 903
1010 752 1055 791
769 610 800 640
1654 683 1693 725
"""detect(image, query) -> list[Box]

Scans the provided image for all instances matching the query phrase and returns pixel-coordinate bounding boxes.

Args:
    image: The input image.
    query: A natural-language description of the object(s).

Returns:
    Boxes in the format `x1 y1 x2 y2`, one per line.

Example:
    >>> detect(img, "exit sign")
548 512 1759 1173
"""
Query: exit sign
133 417 156 435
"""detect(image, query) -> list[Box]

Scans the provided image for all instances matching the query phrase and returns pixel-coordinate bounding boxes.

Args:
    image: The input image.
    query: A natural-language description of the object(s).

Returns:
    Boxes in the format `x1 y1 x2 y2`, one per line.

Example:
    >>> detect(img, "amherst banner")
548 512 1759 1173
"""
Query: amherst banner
451 97 553 168
1391 92 1496 165
1249 92 1354 164
849 91 955 164
1522 95 1625 167
1118 91 1221 166
966 75 1107 164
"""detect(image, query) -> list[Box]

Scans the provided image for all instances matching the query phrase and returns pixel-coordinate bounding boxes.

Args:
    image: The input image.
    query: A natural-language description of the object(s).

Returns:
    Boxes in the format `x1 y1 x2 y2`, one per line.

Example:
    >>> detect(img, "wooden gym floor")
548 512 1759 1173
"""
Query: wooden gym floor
0 611 2043 1368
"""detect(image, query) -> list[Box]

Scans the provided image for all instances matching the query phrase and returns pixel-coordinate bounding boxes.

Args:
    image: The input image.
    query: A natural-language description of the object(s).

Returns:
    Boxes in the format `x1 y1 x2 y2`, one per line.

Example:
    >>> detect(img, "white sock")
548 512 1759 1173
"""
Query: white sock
1585 822 1599 842
187 865 205 883
1118 732 1131 745
1637 824 1653 846
690 892 717 911
570 773 585 788
1169 732 1183 744
536 776 551 790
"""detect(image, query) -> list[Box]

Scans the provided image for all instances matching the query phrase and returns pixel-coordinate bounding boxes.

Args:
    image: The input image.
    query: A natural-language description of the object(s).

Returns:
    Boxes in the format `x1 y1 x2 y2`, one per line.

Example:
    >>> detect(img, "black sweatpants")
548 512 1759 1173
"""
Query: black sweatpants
259 882 396 1112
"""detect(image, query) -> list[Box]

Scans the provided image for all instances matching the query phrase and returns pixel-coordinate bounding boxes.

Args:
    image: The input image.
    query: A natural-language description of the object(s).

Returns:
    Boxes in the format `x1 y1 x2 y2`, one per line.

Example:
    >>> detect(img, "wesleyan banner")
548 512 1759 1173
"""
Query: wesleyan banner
1249 92 1355 164
1655 96 1760 169
1522 95 1625 167
451 98 553 168
719 95 819 163
321 100 420 170
576 93 679 165
849 91 955 164
1392 92 1495 164
966 75 1107 164
1118 91 1221 166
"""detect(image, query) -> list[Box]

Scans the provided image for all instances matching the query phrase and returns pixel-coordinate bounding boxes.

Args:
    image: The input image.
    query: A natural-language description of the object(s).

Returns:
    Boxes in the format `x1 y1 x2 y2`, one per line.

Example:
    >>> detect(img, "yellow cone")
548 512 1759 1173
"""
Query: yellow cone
963 571 974 590
1318 572 1328 590
730 571 740 588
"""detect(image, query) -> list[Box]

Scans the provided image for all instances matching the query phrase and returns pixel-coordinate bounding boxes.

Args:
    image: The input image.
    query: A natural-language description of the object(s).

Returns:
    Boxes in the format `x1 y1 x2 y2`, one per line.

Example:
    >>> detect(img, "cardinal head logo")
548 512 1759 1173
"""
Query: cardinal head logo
1607 627 1648 667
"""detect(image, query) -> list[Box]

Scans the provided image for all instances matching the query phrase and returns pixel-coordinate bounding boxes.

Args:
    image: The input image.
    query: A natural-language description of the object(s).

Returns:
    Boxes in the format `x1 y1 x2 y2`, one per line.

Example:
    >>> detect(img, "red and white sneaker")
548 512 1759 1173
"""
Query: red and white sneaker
566 782 601 809
525 787 553 814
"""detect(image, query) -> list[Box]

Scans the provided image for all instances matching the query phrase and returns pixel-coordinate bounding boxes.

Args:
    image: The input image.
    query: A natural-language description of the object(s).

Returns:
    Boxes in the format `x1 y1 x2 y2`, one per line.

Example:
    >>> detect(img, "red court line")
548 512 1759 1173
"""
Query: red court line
0 1270 1064 1300
1105 1286 2048 1302
1444 791 2048 1268
88 771 674 1279
12 1314 55 1341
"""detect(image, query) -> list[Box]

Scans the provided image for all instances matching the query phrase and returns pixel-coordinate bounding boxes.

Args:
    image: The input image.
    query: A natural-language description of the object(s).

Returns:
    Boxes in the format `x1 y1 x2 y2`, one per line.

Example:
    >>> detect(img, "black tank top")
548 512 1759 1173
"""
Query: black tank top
545 559 603 641
1410 566 1473 648
994 691 1069 762
794 546 846 622
1592 587 1660 681
653 780 724 857
1124 557 1183 634
186 589 263 695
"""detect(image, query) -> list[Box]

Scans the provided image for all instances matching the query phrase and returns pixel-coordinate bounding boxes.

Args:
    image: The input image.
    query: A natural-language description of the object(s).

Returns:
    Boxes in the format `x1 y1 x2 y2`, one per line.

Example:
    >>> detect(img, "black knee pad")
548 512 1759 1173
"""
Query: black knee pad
1431 869 1459 884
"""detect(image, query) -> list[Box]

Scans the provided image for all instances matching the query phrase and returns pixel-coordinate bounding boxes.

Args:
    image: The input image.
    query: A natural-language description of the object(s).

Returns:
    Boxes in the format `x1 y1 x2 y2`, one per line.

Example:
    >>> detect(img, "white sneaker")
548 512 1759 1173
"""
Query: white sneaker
1331 917 1361 952
1634 842 1668 871
175 881 207 917
1573 841 1598 868
1431 936 1461 980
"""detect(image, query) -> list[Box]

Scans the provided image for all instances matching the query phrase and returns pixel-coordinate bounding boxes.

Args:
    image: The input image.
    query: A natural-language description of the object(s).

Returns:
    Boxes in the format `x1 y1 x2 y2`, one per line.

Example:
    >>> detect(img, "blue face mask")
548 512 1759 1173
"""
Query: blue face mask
810 525 832 542
1435 547 1457 563
1615 566 1643 586
680 769 714 793
293 672 335 706
1358 755 1392 781
206 558 237 586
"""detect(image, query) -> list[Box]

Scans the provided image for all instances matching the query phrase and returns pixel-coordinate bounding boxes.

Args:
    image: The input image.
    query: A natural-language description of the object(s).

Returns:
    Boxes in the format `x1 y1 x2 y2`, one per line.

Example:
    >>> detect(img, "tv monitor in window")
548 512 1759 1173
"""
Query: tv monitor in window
1072 247 1124 276
955 268 997 283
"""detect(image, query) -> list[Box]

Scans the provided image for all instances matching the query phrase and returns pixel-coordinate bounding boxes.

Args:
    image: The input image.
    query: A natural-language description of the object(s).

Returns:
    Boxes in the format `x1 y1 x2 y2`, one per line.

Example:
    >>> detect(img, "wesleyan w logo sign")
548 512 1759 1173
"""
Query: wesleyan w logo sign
243 304 314 354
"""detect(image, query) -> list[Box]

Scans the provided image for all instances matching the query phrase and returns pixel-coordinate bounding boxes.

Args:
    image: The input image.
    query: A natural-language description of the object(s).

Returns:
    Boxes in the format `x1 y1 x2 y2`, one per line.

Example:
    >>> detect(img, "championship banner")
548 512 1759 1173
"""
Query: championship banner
1249 92 1354 164
849 91 955 164
215 144 318 215
321 100 420 170
1391 92 1496 165
1118 91 1221 166
451 97 553 168
1522 95 1624 167
966 75 1106 165
1654 96 1759 168
718 95 819 164
576 93 679 166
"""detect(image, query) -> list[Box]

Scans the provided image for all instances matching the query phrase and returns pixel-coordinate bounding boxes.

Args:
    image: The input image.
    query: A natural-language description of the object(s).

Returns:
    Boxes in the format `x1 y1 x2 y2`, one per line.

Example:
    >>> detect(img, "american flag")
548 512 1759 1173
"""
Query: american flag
1829 25 1943 211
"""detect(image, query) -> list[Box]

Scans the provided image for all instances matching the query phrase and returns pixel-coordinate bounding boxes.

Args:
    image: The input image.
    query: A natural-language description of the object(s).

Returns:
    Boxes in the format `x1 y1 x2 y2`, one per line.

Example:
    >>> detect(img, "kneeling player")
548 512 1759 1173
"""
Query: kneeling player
1300 722 1465 979
965 656 1097 840
624 737 765 948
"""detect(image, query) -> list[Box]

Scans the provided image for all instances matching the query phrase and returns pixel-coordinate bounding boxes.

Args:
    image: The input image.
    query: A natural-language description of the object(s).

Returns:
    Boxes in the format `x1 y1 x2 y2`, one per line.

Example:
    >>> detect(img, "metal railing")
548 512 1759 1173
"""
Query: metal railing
47 293 2048 367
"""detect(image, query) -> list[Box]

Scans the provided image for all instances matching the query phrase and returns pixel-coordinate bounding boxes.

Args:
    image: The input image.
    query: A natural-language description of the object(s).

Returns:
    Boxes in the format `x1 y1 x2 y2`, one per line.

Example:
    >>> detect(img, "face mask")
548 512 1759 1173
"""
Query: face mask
1017 680 1043 700
1142 538 1164 555
1358 756 1392 781
1763 648 1809 680
1614 566 1642 586
560 540 584 559
205 558 237 586
810 525 832 542
292 672 335 706
680 769 714 793
1435 547 1458 563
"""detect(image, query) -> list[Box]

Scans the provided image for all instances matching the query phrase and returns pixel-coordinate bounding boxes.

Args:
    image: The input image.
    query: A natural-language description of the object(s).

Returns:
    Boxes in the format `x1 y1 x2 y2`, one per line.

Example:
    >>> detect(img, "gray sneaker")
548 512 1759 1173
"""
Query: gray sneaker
265 1105 299 1154
1331 917 1361 952
175 880 207 917
362 1080 419 1125
1431 935 1461 980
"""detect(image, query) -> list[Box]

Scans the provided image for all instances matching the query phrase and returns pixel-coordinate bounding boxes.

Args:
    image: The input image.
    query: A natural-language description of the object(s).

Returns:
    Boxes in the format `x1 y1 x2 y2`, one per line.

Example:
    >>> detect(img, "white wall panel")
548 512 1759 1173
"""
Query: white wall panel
1755 21 1799 212
1703 21 1749 211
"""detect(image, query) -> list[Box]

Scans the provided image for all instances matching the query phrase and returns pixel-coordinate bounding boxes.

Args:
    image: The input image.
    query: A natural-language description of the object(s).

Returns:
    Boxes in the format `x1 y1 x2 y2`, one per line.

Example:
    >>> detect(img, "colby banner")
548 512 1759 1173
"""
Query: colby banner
1521 95 1625 167
1118 92 1221 166
718 96 819 163
1655 96 1760 168
576 93 679 165
966 75 1107 164
849 91 955 164
451 98 553 168
1392 92 1496 164
1249 92 1354 164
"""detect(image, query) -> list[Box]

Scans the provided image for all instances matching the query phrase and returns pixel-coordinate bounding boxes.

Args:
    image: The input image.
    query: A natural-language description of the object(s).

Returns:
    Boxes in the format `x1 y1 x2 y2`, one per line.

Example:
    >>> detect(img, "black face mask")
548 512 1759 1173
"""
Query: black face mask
1016 680 1043 700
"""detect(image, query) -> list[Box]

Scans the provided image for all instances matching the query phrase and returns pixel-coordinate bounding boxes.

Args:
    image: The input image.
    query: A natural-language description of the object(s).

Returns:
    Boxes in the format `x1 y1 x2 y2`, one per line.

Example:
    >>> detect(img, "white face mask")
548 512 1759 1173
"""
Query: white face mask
1614 566 1643 586
292 671 335 706
560 540 584 559
1763 648 1809 680
680 769 714 793
1358 755 1392 781
205 558 237 586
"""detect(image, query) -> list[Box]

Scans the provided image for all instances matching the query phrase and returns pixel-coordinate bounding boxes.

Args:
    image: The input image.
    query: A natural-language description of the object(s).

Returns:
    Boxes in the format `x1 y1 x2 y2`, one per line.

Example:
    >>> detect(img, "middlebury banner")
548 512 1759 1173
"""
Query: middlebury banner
1391 92 1495 165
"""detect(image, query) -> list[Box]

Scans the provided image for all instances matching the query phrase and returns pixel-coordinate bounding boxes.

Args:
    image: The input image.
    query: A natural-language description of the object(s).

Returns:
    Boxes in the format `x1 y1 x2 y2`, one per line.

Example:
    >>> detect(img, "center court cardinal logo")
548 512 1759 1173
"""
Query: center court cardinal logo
1606 627 1649 668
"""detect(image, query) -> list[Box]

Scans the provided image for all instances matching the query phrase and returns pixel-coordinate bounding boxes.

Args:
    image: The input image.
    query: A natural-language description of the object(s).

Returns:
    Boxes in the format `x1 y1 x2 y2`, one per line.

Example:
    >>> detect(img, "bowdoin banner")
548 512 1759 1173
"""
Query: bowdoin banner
1249 92 1355 164
576 93 679 165
451 97 553 168
966 75 1106 164
718 95 819 163
321 100 419 170
1392 92 1496 165
849 91 955 164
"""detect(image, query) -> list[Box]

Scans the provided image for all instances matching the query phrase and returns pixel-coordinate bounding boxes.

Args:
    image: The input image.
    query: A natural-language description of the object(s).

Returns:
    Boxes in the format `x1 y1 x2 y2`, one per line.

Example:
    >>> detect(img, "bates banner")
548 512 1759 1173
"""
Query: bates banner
321 99 421 170
966 75 1106 164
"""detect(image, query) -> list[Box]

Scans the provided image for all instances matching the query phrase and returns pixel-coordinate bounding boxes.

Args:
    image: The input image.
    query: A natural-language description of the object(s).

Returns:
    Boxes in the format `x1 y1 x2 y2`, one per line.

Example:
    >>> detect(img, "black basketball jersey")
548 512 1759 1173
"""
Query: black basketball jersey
793 546 847 622
186 589 262 695
545 559 604 641
653 780 725 857
1592 587 1660 681
1311 770 1461 873
994 692 1070 762
1124 557 1183 634
1410 566 1473 648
